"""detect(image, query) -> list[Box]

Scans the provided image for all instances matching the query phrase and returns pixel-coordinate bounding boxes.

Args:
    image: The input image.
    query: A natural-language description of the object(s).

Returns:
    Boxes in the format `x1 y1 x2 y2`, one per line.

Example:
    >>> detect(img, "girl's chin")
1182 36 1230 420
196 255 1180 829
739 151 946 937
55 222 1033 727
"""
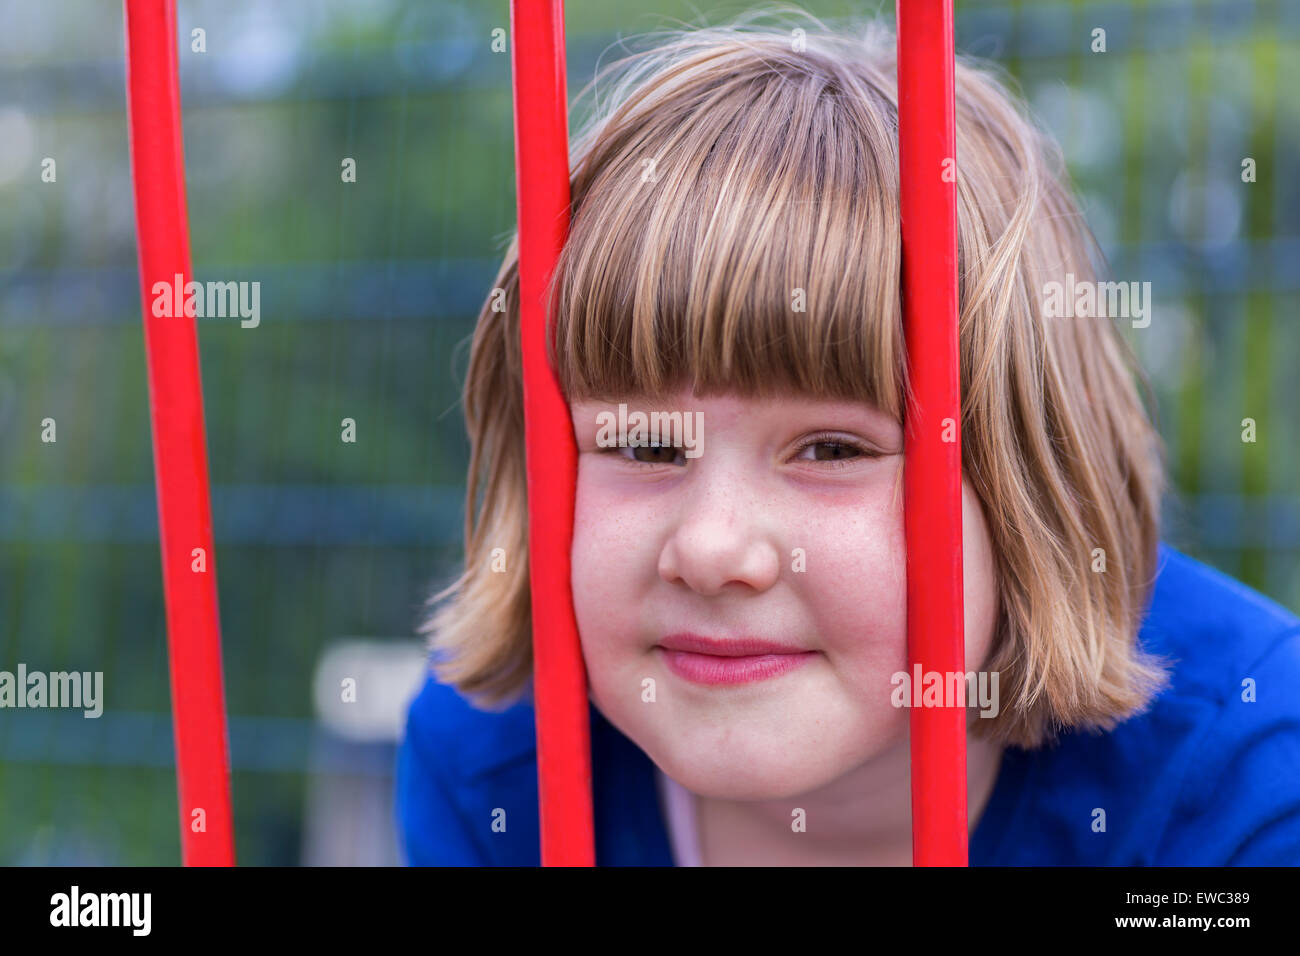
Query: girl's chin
649 727 905 800
650 750 837 800
666 772 821 803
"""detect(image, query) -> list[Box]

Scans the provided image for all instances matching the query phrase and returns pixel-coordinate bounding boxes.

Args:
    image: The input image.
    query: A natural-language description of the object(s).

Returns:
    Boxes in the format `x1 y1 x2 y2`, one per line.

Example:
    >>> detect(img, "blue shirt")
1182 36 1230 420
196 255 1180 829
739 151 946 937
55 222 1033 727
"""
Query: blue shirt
395 544 1300 865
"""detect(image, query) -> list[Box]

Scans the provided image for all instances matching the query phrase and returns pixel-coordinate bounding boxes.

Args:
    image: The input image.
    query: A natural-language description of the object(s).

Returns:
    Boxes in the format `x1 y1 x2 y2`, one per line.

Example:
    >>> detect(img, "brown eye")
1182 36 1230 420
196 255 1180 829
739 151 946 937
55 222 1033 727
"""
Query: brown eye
623 443 684 466
806 442 859 461
794 434 877 470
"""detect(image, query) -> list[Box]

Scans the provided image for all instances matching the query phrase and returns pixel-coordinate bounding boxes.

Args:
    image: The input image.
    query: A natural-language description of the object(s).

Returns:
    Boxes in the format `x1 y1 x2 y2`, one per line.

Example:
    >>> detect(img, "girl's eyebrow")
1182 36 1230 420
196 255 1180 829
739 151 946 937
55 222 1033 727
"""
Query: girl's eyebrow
775 400 902 430
573 396 900 420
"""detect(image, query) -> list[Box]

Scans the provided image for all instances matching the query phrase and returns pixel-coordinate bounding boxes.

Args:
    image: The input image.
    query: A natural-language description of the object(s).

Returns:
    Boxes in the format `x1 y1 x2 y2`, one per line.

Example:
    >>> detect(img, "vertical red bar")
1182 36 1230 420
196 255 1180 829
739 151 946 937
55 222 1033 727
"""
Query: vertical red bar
123 0 236 866
897 0 968 865
508 0 596 866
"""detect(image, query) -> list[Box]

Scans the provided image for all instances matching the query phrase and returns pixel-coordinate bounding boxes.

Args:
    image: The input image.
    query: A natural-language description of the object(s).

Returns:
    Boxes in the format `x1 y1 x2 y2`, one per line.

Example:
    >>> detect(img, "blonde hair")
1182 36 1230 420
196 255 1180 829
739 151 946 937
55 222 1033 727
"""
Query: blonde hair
419 7 1170 749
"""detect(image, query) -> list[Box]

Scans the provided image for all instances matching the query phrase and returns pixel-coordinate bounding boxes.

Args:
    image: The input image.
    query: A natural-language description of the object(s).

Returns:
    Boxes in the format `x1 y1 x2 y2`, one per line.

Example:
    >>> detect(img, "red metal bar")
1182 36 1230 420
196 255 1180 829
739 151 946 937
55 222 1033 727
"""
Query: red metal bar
509 0 596 866
897 0 968 865
123 0 235 866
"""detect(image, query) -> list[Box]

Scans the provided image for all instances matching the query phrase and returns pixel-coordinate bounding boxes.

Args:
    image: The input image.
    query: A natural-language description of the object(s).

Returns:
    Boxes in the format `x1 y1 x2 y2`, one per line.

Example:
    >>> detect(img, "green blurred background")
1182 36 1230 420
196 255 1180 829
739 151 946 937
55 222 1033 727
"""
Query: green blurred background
0 0 1296 864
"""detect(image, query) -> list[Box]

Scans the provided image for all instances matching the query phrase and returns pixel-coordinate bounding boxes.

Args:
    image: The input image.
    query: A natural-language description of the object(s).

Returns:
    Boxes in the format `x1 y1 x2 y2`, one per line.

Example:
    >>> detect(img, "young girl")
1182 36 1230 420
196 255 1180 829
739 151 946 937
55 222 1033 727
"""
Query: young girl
396 12 1300 866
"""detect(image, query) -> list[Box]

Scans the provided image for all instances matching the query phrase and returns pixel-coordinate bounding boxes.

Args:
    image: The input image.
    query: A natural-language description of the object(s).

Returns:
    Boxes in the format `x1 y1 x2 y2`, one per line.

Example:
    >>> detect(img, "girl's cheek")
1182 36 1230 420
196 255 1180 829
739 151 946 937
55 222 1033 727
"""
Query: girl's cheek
571 486 655 683
798 506 908 683
959 482 1001 671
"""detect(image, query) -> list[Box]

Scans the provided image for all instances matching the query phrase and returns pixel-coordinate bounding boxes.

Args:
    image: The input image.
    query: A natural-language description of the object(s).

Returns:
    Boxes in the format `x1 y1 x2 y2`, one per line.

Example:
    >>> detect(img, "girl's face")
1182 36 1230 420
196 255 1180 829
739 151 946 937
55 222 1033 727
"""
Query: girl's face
569 389 1001 800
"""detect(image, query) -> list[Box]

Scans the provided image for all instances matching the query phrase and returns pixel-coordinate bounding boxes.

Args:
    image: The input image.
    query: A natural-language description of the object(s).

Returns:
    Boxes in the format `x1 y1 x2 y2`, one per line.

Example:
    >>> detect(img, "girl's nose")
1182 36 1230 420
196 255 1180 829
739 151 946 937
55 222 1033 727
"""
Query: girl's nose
657 485 782 596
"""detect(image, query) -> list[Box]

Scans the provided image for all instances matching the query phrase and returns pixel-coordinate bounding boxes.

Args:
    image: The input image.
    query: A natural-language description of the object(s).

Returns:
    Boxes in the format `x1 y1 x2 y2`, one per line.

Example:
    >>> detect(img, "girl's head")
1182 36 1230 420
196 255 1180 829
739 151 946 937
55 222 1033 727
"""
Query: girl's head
422 10 1170 799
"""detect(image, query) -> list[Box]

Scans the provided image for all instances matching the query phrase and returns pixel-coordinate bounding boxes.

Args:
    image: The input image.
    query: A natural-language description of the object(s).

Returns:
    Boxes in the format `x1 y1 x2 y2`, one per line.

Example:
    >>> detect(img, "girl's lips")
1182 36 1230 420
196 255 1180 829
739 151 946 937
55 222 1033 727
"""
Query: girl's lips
657 632 809 656
658 647 817 686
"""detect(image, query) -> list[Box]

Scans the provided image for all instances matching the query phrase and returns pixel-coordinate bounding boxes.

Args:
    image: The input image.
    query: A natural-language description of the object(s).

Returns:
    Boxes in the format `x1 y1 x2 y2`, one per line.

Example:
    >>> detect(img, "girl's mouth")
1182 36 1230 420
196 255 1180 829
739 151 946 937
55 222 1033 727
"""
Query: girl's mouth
658 648 817 685
655 632 816 685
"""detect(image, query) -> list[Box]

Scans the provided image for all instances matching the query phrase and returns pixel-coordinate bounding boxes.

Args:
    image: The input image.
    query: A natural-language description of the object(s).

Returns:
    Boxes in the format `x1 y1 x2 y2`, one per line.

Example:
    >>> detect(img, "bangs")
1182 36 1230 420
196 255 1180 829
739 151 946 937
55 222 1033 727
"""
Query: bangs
547 30 908 419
